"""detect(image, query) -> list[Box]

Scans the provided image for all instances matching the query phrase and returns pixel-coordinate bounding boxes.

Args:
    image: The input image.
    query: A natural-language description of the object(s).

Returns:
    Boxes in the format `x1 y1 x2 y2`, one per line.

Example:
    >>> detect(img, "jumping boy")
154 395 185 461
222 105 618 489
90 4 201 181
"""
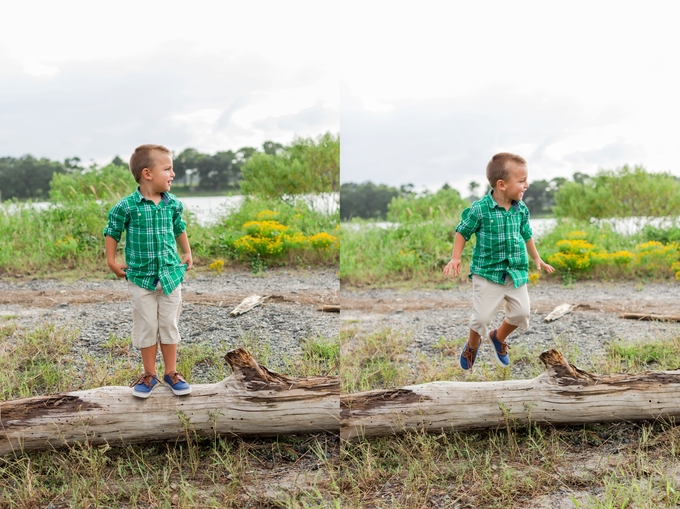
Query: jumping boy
443 153 554 370
104 144 193 398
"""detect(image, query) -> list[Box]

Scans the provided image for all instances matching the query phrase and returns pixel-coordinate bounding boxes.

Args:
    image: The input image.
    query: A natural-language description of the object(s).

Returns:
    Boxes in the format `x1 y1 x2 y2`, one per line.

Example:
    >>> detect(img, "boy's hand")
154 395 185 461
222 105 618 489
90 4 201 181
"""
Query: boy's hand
108 261 128 278
181 252 193 271
443 258 462 277
534 257 555 274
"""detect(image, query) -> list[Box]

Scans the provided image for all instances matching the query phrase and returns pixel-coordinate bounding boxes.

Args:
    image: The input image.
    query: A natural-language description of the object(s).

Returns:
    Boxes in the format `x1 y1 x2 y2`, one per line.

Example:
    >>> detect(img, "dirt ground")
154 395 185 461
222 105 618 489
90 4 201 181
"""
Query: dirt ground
341 278 680 508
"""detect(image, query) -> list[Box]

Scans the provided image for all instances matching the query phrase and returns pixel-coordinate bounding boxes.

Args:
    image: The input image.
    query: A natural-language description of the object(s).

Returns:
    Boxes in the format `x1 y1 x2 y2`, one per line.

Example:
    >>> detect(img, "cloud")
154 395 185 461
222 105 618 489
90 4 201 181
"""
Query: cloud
252 102 339 134
0 44 337 162
340 85 649 192
562 138 646 167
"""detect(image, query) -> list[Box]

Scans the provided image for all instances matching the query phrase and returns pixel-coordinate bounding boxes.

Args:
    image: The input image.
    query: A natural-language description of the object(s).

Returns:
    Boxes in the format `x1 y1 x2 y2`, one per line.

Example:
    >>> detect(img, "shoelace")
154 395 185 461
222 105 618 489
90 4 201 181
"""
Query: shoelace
165 371 186 385
129 372 163 388
462 345 478 366
497 341 511 356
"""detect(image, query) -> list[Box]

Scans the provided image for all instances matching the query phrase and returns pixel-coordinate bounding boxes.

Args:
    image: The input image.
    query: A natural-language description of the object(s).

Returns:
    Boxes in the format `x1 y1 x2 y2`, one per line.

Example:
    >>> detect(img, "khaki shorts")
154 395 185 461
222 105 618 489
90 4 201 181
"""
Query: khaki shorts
469 274 530 340
127 281 182 349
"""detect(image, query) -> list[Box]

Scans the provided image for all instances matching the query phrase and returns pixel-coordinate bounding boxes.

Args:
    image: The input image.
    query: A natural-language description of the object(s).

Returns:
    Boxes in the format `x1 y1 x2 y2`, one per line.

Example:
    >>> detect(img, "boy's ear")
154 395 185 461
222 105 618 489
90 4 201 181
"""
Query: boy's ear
496 179 506 190
141 168 152 181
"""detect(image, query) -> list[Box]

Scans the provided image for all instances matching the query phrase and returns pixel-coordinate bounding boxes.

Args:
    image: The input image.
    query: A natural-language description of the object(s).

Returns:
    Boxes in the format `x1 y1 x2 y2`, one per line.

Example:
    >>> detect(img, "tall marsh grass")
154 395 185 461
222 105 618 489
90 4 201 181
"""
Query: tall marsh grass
0 168 339 276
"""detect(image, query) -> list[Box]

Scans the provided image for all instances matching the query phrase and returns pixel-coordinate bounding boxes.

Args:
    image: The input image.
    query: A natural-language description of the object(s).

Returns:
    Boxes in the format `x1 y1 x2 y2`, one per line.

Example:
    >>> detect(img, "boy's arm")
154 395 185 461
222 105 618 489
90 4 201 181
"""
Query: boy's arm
443 232 467 277
176 231 193 270
105 236 128 277
526 238 555 273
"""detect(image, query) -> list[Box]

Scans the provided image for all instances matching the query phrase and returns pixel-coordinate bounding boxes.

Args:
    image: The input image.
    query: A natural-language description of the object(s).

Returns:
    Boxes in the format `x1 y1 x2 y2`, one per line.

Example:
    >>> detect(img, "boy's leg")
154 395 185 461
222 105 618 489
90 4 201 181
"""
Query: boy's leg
461 276 506 370
495 320 518 342
469 275 506 341
141 344 159 374
160 343 177 374
488 280 530 367
127 282 164 397
157 285 191 395
501 281 530 335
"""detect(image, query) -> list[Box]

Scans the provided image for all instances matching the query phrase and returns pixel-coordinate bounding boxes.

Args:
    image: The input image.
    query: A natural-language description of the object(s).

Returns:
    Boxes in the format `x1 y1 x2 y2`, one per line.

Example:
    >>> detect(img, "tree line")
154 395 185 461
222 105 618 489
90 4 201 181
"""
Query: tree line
0 132 339 200
341 167 676 220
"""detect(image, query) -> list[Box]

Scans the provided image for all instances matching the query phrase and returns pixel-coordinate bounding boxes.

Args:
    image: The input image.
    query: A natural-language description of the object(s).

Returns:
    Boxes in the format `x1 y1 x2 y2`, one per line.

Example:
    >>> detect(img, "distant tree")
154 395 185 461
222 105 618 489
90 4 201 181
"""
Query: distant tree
173 148 203 183
64 157 83 172
111 155 126 167
0 155 65 200
522 177 566 216
262 141 284 155
555 165 680 221
240 132 339 197
340 182 400 220
573 172 591 185
468 181 480 197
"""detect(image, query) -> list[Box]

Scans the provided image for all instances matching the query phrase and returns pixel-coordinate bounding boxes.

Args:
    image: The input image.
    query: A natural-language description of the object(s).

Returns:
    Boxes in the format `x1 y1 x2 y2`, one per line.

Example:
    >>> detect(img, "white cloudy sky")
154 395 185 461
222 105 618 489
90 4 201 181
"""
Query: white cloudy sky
0 1 338 164
340 1 680 194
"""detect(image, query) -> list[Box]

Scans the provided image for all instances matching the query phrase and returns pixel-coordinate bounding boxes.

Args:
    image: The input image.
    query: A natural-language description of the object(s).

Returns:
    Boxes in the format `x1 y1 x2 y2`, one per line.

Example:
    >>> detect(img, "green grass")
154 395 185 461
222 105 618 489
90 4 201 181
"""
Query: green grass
336 326 680 507
0 320 341 507
0 195 338 278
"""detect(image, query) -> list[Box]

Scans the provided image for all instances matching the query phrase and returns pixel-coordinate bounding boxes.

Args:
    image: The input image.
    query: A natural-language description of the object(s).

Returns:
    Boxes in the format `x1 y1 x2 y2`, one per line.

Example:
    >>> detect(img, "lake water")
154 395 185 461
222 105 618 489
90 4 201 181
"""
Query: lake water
3 193 339 227
340 217 674 239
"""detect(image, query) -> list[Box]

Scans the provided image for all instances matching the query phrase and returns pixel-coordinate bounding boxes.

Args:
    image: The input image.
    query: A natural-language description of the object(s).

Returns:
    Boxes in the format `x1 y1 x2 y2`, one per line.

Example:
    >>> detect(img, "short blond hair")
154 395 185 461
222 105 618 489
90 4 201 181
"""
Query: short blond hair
129 144 171 183
486 152 526 188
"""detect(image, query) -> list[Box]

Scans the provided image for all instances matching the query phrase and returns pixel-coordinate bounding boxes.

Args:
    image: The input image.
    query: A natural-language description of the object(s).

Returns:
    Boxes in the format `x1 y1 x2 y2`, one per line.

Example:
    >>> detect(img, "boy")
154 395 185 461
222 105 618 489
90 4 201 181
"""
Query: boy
104 144 193 398
443 153 554 370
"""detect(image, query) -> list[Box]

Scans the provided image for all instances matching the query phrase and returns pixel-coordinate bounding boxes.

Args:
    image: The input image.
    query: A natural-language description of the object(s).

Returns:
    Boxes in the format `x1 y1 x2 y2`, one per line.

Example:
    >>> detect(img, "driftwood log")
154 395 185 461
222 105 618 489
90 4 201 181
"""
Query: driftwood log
620 313 680 322
340 349 680 440
0 348 339 455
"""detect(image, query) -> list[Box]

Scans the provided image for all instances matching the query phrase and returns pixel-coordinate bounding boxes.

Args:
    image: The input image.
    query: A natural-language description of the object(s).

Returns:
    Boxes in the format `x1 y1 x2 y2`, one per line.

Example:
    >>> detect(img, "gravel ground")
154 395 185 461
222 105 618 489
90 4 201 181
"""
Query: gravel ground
0 268 340 377
342 279 680 375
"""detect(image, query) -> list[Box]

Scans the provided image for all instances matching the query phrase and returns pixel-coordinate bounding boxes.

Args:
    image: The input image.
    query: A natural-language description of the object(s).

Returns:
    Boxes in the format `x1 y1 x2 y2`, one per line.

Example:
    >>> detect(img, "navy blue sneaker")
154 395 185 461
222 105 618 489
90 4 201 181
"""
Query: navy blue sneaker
163 371 192 396
130 372 161 399
459 342 479 371
489 329 510 368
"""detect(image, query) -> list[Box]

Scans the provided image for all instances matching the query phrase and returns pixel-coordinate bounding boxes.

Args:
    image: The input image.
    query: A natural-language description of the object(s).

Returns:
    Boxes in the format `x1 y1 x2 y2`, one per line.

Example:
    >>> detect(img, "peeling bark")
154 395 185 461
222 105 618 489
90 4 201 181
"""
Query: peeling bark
340 349 680 440
0 348 339 455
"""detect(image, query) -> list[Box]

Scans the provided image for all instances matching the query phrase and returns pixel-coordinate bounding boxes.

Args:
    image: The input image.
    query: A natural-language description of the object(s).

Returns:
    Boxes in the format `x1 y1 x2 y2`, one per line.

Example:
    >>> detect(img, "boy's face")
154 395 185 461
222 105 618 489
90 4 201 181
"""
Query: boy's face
499 162 529 201
142 151 175 193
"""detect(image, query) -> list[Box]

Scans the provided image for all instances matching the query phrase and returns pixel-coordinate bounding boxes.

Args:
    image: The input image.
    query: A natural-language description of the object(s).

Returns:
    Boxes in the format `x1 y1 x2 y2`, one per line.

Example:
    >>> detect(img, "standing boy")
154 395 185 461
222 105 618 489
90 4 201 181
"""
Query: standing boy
104 144 193 397
443 153 554 370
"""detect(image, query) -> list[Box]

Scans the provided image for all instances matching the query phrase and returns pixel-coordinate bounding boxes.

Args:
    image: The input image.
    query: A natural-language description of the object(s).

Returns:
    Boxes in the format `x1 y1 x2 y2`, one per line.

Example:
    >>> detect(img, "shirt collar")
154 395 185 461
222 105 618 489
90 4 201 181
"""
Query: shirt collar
134 187 169 204
487 189 518 211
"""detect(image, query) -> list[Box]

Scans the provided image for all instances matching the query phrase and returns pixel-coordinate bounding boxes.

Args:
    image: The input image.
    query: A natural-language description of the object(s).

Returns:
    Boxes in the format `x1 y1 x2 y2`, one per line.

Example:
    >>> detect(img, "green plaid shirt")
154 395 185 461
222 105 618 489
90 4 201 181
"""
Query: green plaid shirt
455 191 533 288
104 188 187 295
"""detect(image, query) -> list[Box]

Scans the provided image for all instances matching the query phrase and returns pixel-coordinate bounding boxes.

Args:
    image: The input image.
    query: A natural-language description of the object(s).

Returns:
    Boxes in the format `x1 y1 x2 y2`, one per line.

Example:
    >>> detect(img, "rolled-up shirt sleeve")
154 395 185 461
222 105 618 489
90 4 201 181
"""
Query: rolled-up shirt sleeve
172 200 186 237
103 201 128 242
455 206 481 241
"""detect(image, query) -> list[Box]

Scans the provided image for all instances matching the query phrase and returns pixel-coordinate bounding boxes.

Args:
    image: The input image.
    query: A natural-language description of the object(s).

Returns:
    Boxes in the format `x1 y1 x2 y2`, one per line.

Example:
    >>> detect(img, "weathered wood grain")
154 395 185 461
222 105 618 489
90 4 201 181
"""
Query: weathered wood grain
0 348 339 455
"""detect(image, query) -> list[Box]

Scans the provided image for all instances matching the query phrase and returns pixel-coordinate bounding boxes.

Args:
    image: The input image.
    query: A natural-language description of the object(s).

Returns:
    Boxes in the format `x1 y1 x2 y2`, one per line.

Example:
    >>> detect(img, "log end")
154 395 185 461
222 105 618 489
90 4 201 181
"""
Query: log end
539 349 596 385
224 348 291 385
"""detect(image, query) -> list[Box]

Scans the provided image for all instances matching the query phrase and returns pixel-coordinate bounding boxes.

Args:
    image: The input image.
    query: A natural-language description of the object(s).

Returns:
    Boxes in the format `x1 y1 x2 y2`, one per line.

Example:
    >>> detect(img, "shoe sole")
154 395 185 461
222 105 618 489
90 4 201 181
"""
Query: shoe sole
132 388 154 398
489 333 510 368
169 387 192 396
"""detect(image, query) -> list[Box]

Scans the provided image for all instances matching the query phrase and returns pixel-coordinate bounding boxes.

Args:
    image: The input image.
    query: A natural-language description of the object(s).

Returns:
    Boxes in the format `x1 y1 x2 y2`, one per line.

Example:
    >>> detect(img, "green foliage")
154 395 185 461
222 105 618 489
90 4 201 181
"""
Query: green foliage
339 181 402 220
340 187 467 285
537 221 680 281
0 155 66 200
554 165 680 220
522 177 566 216
189 197 339 269
386 186 466 223
49 163 136 203
240 132 339 198
0 199 112 274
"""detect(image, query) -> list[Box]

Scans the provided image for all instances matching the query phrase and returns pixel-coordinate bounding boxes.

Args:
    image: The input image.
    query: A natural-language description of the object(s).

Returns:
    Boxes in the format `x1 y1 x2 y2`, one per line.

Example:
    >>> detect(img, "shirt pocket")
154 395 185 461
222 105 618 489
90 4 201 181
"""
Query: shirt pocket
130 208 152 232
